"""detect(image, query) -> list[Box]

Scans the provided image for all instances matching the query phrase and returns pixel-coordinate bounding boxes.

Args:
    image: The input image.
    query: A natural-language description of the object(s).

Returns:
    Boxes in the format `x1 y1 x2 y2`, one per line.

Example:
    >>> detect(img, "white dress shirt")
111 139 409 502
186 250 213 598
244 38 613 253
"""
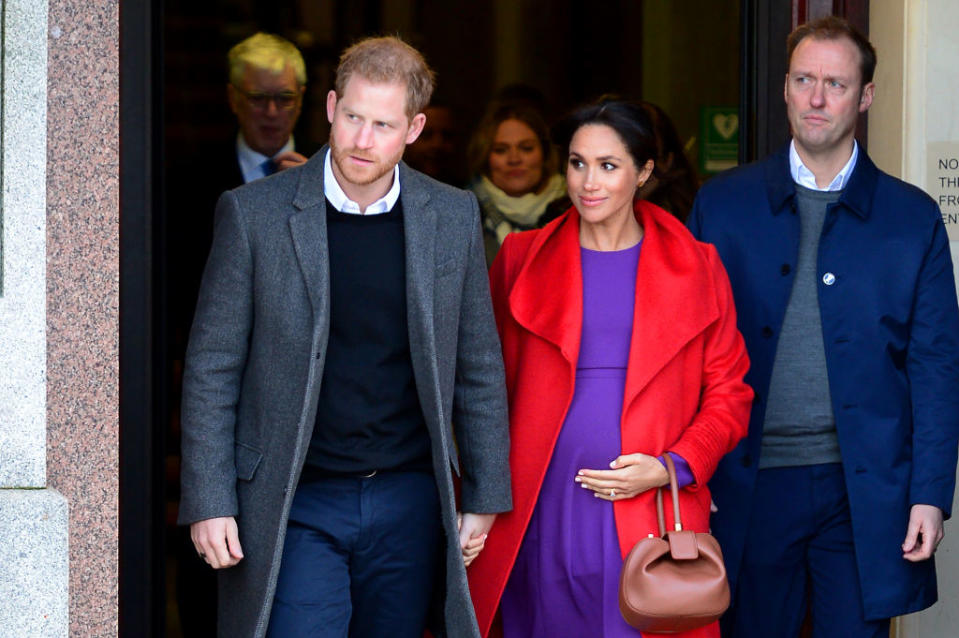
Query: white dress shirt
789 139 858 191
236 134 295 184
323 150 401 215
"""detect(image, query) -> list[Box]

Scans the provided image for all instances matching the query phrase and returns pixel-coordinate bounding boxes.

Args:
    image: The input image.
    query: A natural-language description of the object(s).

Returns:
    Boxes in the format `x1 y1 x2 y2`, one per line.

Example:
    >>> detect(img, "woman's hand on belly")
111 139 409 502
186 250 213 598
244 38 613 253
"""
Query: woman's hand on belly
574 453 670 501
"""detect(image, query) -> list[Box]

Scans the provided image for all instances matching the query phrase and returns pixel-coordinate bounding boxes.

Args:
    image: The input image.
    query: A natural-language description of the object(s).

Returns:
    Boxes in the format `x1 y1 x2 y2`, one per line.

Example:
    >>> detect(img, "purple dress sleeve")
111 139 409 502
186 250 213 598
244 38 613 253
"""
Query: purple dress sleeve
657 452 694 488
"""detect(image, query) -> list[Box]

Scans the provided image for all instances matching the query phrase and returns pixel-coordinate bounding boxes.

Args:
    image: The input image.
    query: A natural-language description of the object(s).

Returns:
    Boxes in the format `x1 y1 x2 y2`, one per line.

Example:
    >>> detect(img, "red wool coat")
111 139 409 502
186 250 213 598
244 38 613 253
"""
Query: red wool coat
468 201 753 638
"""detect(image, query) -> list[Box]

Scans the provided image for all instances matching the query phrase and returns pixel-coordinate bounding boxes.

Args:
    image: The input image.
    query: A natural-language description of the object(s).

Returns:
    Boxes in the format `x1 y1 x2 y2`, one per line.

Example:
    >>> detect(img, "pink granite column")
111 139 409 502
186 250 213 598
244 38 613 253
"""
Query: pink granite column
46 0 120 635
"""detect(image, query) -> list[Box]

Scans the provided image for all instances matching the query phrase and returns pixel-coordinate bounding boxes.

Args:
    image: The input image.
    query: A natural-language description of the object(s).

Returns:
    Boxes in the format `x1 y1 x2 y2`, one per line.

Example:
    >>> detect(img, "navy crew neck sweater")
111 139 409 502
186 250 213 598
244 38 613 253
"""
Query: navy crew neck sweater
302 197 431 479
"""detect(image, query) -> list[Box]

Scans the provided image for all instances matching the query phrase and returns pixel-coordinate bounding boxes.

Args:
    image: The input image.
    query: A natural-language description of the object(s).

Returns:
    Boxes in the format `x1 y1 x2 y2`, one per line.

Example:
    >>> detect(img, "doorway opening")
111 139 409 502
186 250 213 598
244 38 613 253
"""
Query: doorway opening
160 6 741 633
128 2 881 636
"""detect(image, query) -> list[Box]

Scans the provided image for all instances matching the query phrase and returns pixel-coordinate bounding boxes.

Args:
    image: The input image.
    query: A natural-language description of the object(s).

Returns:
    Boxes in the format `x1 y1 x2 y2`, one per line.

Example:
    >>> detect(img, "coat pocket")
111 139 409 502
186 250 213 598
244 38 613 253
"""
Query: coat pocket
235 441 263 481
448 434 460 476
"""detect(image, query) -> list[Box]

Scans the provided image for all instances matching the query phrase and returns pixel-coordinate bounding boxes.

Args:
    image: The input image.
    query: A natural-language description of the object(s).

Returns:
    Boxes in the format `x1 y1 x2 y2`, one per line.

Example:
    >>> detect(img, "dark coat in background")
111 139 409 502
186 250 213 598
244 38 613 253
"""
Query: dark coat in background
688 144 959 620
178 148 512 638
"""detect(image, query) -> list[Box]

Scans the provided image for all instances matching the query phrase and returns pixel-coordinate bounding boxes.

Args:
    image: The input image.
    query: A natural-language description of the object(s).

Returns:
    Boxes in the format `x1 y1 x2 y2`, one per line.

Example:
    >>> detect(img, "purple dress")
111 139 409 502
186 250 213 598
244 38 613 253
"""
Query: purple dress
500 243 643 637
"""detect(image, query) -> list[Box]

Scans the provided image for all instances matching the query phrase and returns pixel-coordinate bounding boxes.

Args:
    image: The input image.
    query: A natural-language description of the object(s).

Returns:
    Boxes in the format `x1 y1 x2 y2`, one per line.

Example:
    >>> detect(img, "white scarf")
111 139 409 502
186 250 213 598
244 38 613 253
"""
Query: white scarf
472 174 567 243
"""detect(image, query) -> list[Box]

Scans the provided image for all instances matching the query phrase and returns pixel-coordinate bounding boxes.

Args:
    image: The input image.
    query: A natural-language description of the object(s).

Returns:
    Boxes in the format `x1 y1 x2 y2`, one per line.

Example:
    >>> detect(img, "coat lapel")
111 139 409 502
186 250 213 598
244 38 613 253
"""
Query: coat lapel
510 201 721 413
289 149 330 322
507 212 583 367
399 166 462 472
623 201 720 413
399 166 437 363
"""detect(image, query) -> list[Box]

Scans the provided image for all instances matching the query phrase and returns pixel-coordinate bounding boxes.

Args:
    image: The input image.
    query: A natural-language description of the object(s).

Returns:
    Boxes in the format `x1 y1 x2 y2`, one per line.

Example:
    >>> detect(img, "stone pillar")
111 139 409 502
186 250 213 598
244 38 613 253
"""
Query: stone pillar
0 0 69 636
45 0 121 634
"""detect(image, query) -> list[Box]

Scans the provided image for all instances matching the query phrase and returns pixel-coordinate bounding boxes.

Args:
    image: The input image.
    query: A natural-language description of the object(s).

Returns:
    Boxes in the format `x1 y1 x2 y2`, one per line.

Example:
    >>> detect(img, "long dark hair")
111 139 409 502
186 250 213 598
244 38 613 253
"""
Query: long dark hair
556 99 657 177
637 100 699 222
558 99 698 221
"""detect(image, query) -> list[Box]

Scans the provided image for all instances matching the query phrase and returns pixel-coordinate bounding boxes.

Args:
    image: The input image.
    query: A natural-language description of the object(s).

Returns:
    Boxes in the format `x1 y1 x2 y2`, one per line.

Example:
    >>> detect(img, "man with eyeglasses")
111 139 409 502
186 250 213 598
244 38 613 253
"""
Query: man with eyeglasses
226 32 309 182
171 32 313 638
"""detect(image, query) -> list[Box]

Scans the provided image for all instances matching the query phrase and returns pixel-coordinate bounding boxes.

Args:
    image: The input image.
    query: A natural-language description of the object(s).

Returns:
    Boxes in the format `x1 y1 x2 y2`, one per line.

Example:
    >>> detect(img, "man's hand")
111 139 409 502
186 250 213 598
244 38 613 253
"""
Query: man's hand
458 512 496 567
273 151 309 172
191 516 244 569
902 504 944 562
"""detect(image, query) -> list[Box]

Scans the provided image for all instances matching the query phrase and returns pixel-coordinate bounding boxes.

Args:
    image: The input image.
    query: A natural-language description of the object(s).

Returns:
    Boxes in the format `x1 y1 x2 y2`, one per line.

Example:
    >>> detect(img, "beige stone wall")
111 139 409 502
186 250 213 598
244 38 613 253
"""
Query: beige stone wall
871 2 959 636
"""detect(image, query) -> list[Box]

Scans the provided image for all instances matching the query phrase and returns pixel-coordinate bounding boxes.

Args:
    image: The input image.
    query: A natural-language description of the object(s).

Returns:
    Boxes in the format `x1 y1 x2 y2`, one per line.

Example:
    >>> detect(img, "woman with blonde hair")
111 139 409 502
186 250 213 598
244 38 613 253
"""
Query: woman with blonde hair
468 101 569 264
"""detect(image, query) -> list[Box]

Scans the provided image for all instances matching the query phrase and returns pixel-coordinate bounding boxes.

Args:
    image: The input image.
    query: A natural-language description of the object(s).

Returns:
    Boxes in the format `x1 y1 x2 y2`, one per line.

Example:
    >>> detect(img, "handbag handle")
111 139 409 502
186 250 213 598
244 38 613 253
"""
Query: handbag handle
654 453 683 536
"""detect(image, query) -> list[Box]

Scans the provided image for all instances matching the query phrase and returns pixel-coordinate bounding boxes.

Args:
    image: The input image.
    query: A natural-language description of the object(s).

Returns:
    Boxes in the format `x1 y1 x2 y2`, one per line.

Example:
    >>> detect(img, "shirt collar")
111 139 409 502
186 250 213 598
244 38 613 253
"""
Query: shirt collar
236 133 294 183
789 139 858 191
323 150 401 215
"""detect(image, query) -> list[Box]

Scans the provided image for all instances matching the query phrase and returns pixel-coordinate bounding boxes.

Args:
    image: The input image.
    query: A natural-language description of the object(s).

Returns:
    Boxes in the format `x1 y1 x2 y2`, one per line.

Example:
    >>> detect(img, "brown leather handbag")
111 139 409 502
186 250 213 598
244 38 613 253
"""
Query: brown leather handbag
618 454 730 633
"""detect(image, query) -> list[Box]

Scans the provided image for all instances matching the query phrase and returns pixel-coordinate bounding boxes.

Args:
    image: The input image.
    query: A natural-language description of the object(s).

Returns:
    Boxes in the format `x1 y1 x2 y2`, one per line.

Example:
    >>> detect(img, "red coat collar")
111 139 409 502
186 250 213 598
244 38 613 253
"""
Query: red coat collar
507 200 720 408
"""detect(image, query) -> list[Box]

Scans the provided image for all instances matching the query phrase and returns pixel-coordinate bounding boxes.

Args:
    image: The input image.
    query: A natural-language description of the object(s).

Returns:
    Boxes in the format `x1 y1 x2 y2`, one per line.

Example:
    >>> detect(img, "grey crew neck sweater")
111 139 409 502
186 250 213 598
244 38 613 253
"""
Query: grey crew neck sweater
760 185 843 469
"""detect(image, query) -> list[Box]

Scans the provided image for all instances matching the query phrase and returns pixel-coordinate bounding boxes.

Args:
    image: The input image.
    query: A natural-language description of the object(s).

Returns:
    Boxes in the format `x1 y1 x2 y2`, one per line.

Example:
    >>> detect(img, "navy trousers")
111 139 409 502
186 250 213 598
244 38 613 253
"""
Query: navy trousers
266 471 442 638
724 463 890 638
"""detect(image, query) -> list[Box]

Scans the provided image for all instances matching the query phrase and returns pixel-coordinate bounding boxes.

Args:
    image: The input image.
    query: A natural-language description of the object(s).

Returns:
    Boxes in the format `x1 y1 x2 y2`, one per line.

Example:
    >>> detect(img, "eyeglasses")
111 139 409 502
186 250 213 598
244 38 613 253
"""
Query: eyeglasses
233 87 301 111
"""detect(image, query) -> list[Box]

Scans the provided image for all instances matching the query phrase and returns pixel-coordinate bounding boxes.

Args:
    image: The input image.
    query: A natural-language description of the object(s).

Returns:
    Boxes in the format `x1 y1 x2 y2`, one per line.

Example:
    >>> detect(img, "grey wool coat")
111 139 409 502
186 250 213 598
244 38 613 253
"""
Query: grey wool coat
178 147 512 638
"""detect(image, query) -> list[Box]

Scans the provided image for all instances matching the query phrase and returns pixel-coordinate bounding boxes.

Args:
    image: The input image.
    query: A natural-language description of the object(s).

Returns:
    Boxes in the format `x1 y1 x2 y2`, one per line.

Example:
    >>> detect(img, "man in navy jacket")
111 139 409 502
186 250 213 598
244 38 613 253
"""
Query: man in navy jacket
689 16 959 638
